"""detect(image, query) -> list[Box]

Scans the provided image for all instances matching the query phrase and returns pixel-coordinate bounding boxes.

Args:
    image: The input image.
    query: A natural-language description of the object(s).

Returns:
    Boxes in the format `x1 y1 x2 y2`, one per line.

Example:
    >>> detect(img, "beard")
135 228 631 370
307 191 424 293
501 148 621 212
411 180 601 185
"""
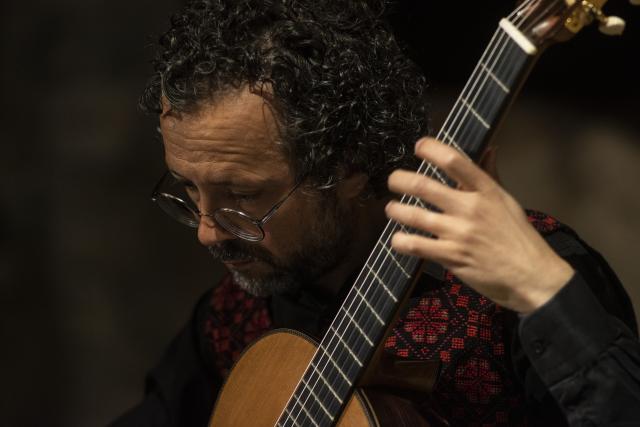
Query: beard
208 192 354 297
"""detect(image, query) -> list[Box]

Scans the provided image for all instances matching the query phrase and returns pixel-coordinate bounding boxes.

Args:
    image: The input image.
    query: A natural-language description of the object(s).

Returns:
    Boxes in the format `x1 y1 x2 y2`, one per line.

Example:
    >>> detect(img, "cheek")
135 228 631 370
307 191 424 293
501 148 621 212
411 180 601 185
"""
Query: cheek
260 203 310 253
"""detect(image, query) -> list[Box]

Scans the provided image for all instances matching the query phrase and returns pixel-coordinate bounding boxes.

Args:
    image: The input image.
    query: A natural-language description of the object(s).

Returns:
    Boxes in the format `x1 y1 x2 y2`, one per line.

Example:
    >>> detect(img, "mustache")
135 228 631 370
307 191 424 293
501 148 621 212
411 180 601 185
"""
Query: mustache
208 241 272 263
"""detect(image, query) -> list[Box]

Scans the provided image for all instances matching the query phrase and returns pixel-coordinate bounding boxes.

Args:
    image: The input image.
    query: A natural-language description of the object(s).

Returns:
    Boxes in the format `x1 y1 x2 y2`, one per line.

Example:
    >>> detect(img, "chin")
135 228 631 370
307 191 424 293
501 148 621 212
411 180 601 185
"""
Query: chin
230 269 299 297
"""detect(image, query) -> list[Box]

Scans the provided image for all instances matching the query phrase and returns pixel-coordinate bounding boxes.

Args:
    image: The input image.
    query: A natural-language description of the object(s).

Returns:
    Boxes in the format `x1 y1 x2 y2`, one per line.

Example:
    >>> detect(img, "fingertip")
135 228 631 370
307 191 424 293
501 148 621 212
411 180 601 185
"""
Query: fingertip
415 137 436 153
390 231 407 249
389 231 401 249
384 200 395 215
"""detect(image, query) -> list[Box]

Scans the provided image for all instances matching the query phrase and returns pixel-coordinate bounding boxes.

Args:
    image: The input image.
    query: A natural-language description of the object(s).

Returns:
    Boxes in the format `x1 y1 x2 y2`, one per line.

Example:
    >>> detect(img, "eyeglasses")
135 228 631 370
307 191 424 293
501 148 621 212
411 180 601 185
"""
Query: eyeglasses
151 171 302 242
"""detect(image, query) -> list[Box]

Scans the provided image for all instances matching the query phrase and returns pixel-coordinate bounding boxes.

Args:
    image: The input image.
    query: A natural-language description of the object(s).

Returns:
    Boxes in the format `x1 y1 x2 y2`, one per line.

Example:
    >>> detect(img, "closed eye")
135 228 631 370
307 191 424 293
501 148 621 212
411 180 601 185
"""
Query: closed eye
231 192 259 202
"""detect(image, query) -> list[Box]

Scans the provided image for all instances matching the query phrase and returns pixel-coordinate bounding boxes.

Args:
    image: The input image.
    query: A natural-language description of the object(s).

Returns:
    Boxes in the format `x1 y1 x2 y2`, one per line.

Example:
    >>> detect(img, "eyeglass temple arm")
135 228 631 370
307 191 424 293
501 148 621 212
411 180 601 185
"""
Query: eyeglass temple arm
259 180 304 225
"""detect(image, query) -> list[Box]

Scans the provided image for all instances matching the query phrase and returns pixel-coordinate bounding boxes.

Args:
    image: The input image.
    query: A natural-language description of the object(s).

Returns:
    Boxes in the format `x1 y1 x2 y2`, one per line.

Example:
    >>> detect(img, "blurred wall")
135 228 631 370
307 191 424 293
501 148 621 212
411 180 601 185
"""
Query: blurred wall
2 1 638 426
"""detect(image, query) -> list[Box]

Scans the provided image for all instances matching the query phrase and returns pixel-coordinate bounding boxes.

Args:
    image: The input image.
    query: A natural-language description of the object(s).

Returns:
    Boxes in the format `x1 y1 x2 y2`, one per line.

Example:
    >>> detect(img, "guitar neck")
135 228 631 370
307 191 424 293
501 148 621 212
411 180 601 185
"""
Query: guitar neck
277 17 540 427
437 19 538 163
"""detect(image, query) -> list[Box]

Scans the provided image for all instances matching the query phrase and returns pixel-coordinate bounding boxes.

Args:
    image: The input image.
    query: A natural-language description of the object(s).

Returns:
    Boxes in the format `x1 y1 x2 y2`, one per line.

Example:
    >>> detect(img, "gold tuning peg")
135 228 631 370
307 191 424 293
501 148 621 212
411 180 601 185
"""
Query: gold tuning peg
598 15 626 36
578 1 627 36
564 1 632 35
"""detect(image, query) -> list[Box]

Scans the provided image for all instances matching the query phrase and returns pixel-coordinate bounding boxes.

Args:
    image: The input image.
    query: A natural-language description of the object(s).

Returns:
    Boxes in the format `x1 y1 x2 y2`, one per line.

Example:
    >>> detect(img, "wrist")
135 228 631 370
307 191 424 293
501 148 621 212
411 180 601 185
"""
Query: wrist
518 258 574 314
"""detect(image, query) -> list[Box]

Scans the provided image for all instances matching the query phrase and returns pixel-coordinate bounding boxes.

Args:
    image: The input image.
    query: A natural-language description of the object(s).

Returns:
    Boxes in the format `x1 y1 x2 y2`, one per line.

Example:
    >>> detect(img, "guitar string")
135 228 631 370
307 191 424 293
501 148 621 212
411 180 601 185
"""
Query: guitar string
371 12 528 322
280 0 544 420
284 35 516 427
287 31 517 426
365 0 542 343
286 8 532 424
279 2 538 425
282 7 530 425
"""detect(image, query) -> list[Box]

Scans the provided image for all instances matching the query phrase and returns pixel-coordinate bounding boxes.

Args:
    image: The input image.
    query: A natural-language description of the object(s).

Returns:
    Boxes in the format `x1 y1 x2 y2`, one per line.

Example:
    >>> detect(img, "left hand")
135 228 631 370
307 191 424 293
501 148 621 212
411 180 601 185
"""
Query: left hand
386 138 574 313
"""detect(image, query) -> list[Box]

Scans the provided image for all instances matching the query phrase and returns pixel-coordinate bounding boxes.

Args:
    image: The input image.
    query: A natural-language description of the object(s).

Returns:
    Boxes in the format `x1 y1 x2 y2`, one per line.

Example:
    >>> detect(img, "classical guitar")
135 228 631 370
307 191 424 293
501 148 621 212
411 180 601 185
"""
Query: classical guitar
210 1 632 425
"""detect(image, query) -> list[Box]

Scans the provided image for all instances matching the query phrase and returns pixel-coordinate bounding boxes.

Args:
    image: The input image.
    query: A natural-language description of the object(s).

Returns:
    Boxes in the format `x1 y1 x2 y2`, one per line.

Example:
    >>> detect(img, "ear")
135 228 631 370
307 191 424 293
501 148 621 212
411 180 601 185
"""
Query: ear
336 172 369 200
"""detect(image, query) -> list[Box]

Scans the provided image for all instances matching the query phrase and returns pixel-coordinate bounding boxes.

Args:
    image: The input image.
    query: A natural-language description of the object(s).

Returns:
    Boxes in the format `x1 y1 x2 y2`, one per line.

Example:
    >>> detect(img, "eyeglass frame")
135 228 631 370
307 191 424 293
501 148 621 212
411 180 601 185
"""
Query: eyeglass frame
150 171 304 242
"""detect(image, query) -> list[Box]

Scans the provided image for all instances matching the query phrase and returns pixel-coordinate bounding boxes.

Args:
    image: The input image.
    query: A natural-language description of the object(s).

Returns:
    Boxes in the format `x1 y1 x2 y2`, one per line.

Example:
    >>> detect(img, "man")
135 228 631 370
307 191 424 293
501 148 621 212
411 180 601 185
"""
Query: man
113 0 638 426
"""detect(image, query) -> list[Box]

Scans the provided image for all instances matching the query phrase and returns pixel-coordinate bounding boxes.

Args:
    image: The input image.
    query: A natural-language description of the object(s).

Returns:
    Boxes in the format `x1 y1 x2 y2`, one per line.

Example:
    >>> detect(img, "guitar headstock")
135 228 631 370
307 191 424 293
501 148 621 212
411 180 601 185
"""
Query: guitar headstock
509 0 637 49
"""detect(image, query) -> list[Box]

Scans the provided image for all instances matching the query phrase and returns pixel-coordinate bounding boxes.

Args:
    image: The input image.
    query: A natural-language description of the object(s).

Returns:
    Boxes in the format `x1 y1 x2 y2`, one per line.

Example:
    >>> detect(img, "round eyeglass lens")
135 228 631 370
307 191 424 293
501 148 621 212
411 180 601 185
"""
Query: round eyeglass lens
155 193 199 228
214 208 264 242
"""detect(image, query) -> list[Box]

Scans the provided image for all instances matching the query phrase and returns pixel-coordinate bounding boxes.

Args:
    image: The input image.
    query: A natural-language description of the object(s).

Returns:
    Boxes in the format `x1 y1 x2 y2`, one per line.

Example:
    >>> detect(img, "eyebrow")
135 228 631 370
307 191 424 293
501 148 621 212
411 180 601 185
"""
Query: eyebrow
168 169 264 188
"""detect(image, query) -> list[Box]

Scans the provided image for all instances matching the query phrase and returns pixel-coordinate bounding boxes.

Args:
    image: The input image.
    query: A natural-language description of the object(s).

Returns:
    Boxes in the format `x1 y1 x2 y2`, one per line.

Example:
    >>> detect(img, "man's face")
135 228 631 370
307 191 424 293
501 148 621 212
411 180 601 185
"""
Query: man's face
160 89 356 296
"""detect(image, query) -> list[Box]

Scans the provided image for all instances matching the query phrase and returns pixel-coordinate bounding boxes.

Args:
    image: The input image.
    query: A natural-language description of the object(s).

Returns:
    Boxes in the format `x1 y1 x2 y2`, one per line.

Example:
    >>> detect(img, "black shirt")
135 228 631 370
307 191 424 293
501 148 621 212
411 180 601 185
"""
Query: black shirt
111 230 640 427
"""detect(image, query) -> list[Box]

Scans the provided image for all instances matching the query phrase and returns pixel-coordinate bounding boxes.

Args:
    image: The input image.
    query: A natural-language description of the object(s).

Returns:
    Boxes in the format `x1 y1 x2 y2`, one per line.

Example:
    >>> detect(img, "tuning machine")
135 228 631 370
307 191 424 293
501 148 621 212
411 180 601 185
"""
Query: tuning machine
564 0 638 36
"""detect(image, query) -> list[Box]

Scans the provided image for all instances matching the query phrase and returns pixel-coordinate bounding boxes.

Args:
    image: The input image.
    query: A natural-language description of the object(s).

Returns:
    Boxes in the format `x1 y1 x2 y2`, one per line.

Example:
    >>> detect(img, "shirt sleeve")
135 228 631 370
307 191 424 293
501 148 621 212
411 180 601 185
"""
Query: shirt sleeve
519 272 640 426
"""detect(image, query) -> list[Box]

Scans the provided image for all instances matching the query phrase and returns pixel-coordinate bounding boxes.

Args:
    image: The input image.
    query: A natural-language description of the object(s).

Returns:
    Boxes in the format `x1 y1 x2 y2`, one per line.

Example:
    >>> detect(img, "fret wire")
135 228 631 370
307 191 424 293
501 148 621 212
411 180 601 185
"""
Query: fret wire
304 357 352 417
284 389 314 427
352 286 385 326
459 96 491 129
434 28 503 157
473 40 527 120
340 305 374 346
279 408 299 427
438 28 524 159
317 344 353 386
364 263 398 302
300 378 335 421
302 221 420 412
480 62 510 93
452 49 526 160
443 51 516 157
310 361 344 404
378 242 411 279
296 379 320 427
329 325 363 367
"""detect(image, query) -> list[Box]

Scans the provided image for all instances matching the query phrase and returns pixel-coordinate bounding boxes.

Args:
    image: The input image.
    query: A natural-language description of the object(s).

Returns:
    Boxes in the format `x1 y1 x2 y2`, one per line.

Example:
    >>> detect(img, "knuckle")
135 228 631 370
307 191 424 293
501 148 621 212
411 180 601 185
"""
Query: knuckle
411 176 431 196
441 151 460 170
459 195 481 216
418 209 432 228
468 195 482 212
451 244 472 266
406 208 420 226
403 239 417 253
457 221 476 244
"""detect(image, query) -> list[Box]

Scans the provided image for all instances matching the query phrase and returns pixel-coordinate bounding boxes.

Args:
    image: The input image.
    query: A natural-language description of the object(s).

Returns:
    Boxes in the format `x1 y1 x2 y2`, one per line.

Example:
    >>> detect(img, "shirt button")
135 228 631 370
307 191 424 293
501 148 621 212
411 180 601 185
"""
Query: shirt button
532 339 546 356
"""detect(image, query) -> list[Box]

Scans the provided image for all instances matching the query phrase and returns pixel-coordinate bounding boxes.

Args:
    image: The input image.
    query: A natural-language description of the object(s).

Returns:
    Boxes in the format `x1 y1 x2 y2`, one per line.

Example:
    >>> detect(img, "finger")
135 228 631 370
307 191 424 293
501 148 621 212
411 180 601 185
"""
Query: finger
414 137 495 192
385 201 458 238
390 231 464 268
388 169 461 213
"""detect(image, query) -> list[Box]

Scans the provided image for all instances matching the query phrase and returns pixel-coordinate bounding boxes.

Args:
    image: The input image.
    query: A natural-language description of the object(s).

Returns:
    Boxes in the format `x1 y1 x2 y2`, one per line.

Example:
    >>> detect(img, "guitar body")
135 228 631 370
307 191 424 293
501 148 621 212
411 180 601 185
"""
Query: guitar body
209 330 431 427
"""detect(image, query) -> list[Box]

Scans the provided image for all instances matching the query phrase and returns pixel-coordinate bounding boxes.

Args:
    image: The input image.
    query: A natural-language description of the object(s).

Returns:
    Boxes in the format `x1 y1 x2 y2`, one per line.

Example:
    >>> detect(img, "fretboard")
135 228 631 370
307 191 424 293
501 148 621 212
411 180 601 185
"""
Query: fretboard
276 18 537 427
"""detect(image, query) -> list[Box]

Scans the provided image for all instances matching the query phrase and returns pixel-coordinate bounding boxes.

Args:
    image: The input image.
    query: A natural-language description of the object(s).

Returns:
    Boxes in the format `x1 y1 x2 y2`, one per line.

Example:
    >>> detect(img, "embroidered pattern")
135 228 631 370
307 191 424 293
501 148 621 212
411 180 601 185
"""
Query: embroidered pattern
204 274 272 377
382 209 562 425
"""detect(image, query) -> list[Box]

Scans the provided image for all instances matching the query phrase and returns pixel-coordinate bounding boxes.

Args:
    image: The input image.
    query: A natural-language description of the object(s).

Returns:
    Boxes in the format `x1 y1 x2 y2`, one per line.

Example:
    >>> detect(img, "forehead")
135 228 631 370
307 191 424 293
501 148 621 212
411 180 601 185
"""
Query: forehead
160 89 290 185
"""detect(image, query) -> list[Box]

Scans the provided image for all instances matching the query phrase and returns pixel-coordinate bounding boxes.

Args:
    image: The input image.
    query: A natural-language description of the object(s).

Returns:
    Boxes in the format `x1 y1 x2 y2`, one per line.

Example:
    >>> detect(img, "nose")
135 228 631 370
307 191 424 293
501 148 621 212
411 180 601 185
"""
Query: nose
196 214 236 247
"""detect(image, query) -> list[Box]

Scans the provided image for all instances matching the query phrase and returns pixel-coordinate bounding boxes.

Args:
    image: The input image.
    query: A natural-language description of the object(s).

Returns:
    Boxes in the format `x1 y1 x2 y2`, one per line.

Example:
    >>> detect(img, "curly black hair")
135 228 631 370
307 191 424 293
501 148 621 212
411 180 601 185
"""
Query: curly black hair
140 0 429 197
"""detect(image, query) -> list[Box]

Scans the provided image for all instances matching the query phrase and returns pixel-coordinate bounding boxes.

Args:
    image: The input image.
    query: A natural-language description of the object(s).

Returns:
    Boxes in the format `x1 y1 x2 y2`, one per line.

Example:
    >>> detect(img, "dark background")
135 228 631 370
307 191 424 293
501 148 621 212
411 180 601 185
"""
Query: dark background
2 1 638 426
